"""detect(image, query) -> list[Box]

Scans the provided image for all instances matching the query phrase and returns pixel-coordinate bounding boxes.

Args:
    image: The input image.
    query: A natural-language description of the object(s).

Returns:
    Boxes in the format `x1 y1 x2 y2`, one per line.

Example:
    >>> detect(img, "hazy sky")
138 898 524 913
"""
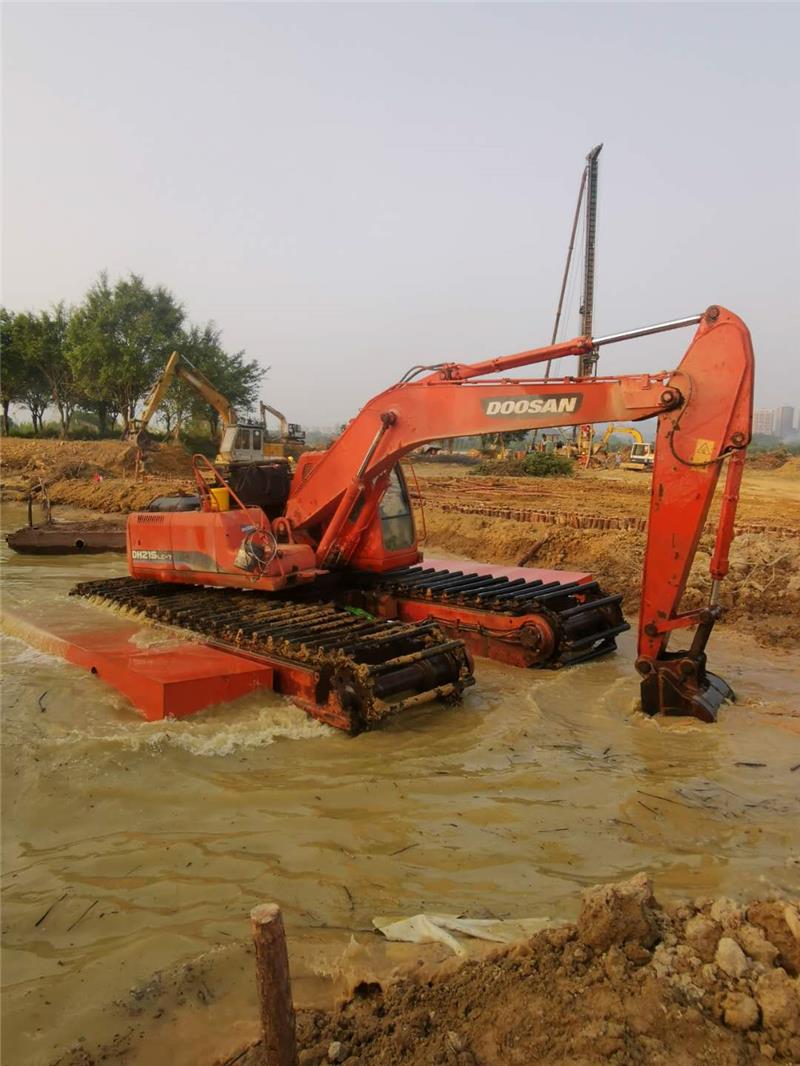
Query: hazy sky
3 2 798 426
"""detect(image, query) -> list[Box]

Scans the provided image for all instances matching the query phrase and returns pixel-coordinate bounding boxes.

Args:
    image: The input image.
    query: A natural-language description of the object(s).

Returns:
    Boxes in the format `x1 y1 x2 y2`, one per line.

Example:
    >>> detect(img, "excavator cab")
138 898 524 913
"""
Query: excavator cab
378 467 416 551
218 423 264 465
624 442 655 471
347 464 420 573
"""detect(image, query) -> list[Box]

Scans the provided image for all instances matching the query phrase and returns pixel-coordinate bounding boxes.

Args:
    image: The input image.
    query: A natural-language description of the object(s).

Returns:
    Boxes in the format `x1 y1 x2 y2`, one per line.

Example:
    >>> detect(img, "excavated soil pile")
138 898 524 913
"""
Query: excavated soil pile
774 457 800 479
243 876 800 1066
747 451 794 472
419 512 800 647
1 438 194 511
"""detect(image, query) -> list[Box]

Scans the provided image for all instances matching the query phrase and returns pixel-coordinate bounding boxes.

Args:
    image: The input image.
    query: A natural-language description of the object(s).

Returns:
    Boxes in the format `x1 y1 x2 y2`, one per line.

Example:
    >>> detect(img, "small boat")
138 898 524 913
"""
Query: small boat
6 521 126 555
6 488 126 555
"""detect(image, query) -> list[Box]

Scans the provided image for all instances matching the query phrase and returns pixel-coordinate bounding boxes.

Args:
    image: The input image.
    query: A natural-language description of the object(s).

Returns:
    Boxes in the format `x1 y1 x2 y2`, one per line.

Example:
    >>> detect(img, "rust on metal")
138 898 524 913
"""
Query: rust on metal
71 577 474 734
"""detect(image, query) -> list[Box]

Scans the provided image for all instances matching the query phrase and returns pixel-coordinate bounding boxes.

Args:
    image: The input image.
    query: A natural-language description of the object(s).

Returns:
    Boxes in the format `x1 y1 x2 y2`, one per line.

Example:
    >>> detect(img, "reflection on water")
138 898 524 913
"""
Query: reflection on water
1 504 798 1065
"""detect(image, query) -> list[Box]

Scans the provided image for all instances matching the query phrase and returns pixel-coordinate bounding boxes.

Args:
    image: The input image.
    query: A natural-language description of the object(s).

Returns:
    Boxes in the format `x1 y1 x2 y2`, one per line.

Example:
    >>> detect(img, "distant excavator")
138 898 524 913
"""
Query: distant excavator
122 350 307 514
259 402 307 460
583 425 655 470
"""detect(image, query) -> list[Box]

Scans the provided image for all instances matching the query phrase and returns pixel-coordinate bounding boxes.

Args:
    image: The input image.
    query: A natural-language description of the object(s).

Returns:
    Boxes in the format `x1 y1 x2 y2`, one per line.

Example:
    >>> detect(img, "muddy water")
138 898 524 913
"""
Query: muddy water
1 503 799 1065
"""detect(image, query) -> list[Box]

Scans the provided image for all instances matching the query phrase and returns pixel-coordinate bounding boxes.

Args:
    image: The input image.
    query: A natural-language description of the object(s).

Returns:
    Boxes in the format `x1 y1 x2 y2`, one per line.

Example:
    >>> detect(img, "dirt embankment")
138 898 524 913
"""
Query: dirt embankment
236 876 800 1066
51 878 800 1066
3 440 797 645
1 438 194 511
420 511 800 648
413 466 800 648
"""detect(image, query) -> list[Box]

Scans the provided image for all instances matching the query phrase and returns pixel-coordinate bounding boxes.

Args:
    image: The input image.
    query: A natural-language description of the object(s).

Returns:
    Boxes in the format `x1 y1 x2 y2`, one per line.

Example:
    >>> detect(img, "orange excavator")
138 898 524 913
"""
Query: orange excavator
75 306 753 733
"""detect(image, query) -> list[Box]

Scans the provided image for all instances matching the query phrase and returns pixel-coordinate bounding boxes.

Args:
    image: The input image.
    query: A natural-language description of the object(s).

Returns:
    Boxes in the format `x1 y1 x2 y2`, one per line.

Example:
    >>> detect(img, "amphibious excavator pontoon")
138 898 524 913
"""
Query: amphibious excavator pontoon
75 305 754 733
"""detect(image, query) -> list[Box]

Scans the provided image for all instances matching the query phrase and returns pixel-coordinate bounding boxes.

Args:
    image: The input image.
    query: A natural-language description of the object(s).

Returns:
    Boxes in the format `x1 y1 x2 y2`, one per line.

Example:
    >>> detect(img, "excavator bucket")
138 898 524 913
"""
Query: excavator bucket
638 652 734 723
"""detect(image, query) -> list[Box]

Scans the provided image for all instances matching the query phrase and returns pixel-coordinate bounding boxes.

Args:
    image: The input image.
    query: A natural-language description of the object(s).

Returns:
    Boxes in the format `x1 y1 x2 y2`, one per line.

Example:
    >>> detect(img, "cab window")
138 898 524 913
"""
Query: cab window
235 428 252 450
379 467 415 550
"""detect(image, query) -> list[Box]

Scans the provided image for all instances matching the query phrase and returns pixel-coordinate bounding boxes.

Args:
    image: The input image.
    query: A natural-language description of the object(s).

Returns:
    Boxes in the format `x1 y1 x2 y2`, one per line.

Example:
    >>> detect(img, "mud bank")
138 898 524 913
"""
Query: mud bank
418 509 800 649
1 438 194 510
10 475 195 512
274 877 800 1066
57 877 800 1066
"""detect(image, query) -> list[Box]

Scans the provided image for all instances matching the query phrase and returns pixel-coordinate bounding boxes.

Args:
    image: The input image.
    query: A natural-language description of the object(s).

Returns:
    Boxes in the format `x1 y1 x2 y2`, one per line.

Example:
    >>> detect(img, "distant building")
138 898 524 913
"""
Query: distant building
753 409 775 435
774 405 795 438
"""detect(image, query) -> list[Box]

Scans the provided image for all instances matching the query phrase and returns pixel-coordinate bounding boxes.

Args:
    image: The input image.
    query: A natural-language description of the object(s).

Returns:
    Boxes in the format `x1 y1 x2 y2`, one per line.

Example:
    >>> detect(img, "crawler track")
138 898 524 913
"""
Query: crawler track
358 565 630 667
71 578 474 734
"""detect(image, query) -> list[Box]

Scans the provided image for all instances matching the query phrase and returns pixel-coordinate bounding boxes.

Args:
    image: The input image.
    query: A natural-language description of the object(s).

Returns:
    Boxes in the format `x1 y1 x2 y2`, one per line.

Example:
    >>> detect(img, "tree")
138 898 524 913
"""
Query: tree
480 428 531 454
67 272 185 434
168 323 265 438
15 305 80 437
20 363 51 434
0 308 25 434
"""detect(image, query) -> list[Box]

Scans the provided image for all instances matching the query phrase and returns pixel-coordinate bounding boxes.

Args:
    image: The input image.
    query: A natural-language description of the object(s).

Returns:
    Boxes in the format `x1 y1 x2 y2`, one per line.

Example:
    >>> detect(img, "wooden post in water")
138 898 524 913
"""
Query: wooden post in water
250 903 298 1066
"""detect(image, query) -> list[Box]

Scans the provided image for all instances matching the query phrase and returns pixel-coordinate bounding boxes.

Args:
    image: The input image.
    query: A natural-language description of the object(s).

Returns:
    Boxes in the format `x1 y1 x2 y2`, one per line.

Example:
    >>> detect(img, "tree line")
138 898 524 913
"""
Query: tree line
0 273 265 439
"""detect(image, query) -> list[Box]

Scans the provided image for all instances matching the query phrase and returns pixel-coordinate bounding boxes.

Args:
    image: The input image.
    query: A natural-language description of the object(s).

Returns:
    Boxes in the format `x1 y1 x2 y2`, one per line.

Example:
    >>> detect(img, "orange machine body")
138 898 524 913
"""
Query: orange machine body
123 306 755 720
127 506 319 591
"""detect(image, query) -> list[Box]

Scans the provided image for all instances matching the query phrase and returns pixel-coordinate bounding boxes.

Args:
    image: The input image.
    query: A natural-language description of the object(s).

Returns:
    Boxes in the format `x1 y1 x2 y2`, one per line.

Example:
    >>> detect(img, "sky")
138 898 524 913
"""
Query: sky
2 2 798 427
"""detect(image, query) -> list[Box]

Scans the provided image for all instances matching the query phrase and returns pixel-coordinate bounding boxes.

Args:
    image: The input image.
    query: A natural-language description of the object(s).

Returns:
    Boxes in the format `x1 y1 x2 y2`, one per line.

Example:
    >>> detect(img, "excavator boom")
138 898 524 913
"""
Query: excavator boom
125 351 238 444
105 304 753 728
287 305 754 721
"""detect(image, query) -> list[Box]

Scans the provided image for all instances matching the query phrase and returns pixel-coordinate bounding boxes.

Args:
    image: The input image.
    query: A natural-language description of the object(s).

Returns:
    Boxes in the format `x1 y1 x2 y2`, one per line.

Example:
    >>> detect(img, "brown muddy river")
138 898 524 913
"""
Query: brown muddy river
1 503 799 1065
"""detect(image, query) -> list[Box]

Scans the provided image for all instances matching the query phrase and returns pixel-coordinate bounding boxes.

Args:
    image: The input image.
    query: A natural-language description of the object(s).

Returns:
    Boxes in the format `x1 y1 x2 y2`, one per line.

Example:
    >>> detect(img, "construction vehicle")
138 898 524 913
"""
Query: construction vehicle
623 440 655 471
582 425 655 470
124 351 249 462
260 402 307 460
124 351 307 514
125 352 307 464
79 305 754 733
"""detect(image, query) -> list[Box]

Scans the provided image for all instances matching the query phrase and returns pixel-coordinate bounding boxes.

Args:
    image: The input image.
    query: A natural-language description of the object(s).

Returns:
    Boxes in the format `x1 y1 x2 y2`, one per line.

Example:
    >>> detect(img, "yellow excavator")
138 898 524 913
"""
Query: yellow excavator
259 402 307 460
123 352 307 515
124 352 305 464
583 424 655 471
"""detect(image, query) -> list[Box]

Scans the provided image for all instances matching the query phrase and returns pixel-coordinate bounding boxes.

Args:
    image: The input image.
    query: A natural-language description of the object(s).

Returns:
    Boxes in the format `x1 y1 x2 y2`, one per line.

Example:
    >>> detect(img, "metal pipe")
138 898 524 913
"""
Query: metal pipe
545 163 588 376
579 144 602 373
356 420 390 478
593 315 703 348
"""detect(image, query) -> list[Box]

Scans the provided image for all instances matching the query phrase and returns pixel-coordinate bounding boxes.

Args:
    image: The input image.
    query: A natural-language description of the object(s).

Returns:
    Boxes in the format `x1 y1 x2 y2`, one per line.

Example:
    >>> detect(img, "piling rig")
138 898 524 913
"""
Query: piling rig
75 305 753 731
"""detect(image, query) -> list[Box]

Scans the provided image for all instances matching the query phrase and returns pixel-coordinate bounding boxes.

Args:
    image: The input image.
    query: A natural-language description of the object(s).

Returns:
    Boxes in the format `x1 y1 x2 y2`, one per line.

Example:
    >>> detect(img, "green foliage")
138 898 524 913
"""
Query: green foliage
66 272 185 433
2 304 78 436
8 420 64 439
21 304 78 435
472 453 575 477
748 432 783 452
2 272 262 441
0 308 25 433
163 322 265 438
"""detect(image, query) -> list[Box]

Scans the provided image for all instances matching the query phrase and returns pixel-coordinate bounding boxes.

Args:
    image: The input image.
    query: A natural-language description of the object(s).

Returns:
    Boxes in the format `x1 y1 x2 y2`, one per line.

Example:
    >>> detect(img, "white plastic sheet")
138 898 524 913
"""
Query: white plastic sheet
372 913 555 956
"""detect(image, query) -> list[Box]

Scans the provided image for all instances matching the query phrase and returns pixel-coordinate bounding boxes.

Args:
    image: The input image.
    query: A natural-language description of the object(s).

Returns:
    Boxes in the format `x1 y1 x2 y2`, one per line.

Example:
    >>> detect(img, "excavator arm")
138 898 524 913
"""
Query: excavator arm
125 352 238 444
287 305 754 722
593 424 644 452
173 361 238 430
260 401 289 440
133 351 182 434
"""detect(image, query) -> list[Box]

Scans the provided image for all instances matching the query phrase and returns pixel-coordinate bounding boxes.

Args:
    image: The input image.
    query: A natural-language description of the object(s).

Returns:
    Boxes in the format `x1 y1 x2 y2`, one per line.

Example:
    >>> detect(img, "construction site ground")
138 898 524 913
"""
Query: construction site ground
1 439 798 1066
3 439 798 646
